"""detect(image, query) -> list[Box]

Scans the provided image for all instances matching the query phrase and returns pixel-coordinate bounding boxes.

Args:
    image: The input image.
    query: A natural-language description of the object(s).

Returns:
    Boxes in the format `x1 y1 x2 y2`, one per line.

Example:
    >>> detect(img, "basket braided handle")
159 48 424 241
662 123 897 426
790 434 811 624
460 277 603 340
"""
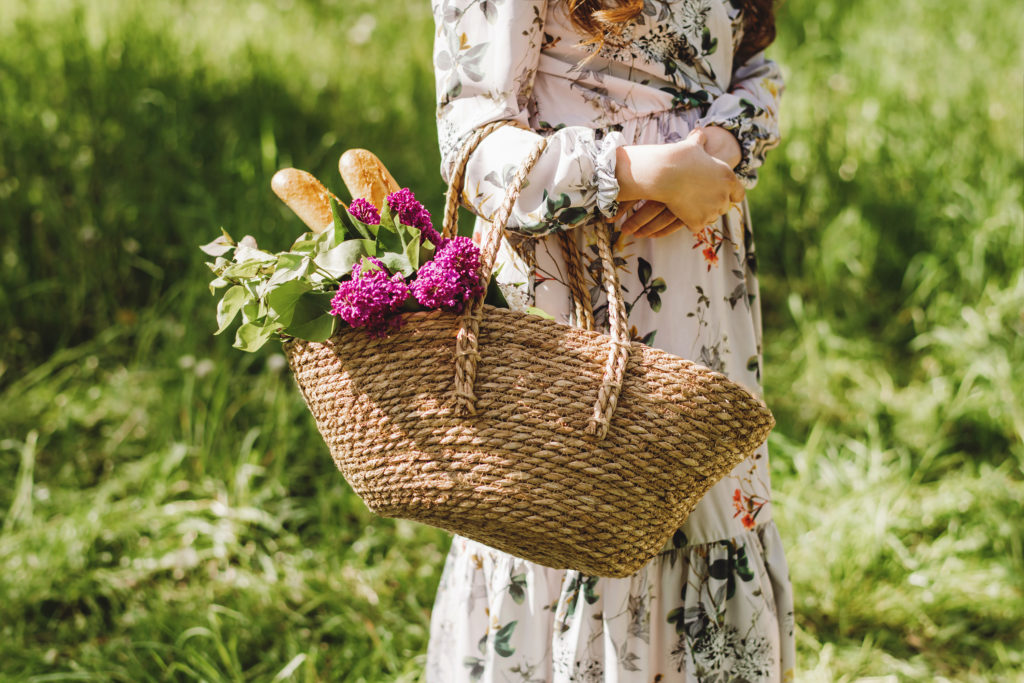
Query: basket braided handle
445 121 630 440
585 222 630 437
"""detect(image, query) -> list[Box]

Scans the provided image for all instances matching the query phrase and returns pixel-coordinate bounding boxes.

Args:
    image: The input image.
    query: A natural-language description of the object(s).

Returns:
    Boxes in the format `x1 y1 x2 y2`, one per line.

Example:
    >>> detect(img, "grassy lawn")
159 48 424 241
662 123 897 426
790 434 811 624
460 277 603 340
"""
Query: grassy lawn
1 0 1021 680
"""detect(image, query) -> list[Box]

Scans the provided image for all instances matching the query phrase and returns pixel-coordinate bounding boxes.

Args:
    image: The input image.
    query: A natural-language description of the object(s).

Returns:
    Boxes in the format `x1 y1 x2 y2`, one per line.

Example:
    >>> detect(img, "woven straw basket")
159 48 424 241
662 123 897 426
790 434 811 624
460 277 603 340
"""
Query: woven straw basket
284 122 775 577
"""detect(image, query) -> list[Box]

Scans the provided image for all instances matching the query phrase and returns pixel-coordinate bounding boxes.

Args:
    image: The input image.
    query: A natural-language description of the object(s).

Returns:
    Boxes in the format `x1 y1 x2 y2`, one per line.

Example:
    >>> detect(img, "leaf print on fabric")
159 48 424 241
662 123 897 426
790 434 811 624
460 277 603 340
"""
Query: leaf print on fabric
678 0 713 47
627 256 668 317
727 280 748 309
478 0 501 23
660 84 712 111
687 285 729 373
565 574 600 618
507 572 528 604
614 635 644 672
747 354 762 383
626 592 651 643
493 621 518 657
463 656 485 681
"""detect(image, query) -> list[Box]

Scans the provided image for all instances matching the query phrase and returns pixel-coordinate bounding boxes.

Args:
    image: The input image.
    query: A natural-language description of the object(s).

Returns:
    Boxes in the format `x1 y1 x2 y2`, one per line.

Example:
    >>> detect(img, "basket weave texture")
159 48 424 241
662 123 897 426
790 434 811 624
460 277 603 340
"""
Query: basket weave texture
283 122 775 577
285 308 773 577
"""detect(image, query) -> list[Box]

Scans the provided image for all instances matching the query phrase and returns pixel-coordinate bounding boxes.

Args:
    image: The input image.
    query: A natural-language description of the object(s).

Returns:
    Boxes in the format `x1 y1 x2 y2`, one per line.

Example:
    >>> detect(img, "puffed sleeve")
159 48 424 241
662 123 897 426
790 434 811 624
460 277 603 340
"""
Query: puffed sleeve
432 0 626 235
697 50 784 188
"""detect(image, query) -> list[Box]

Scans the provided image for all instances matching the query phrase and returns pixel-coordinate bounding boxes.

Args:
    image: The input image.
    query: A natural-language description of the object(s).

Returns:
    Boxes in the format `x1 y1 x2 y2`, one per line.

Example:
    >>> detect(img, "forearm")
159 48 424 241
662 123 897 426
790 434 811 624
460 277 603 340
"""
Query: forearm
614 144 676 203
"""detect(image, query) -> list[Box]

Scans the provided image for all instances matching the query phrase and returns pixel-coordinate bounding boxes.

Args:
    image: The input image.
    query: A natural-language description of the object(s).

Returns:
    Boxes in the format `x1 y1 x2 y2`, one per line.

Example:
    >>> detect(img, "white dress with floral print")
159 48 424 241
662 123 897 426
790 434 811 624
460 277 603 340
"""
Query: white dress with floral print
427 1 795 681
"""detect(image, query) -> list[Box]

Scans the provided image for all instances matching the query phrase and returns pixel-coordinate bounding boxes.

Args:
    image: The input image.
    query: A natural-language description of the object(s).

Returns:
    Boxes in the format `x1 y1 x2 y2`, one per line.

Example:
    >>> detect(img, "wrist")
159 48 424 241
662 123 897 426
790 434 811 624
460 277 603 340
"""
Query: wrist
615 143 680 203
701 125 743 169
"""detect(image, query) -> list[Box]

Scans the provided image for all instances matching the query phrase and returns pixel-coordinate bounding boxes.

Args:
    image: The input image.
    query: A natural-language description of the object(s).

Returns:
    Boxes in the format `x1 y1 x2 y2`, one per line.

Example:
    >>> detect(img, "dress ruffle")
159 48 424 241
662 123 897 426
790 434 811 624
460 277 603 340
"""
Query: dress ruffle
426 521 796 682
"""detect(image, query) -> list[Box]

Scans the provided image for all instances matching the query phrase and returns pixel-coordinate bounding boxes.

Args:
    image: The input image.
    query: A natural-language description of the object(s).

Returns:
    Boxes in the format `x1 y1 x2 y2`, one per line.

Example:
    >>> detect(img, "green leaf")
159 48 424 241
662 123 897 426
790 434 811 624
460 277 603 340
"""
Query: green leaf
234 321 275 352
208 276 229 294
283 292 336 341
221 260 268 280
315 240 371 278
199 232 235 257
312 224 339 252
418 240 436 267
290 233 318 254
483 277 508 308
405 232 422 270
525 306 553 320
266 280 312 325
233 241 275 264
375 252 414 277
241 300 260 324
215 285 248 334
374 217 405 256
334 197 375 241
267 253 310 286
650 277 667 293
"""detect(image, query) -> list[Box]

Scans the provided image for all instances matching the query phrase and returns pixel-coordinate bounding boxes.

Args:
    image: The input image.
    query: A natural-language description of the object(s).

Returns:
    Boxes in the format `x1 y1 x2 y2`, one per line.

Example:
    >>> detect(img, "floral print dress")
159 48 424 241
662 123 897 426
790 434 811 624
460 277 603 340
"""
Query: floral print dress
427 1 795 680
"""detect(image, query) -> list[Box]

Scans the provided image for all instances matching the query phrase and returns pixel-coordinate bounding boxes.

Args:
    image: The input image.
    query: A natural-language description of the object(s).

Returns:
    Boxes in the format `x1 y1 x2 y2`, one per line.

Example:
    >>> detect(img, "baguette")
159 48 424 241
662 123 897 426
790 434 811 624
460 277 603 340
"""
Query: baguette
339 149 401 208
270 168 341 234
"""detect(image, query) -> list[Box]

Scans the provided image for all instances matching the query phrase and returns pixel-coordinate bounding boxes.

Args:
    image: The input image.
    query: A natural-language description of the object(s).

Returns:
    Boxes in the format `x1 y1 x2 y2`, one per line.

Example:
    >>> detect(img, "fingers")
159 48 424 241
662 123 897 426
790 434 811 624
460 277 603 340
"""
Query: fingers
728 175 746 205
649 219 691 238
632 209 678 237
620 200 667 235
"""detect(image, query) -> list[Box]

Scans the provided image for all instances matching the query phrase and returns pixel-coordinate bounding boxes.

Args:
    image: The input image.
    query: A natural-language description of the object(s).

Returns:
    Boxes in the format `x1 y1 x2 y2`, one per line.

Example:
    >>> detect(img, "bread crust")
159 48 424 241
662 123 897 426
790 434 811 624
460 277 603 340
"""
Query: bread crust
271 168 340 234
339 149 401 209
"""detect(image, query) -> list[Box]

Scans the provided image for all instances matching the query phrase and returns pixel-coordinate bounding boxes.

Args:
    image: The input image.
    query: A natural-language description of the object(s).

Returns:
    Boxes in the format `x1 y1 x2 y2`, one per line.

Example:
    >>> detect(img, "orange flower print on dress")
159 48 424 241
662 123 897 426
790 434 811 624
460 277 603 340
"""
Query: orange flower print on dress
733 487 767 530
693 225 726 271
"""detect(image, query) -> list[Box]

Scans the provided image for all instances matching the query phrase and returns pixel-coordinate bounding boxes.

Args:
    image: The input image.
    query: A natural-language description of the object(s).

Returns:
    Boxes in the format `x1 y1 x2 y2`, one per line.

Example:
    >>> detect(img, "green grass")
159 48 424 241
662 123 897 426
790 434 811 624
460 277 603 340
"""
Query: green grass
1 0 1022 680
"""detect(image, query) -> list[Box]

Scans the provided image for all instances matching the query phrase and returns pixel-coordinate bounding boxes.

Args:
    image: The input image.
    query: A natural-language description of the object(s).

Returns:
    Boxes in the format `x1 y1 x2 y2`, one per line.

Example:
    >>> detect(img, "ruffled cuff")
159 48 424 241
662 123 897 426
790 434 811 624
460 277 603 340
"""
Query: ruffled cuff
697 91 779 190
593 131 627 218
702 114 761 189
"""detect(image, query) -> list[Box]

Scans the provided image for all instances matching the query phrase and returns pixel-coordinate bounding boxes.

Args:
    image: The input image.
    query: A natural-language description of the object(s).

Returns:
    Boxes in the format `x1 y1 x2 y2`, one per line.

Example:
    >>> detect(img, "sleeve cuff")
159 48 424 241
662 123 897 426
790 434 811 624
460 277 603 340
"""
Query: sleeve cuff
697 115 760 189
594 131 627 218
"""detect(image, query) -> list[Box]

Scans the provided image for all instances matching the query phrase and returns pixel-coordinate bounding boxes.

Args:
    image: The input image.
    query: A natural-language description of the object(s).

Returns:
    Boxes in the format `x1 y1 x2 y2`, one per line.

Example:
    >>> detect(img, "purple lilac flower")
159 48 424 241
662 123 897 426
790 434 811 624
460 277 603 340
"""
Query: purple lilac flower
347 198 380 225
386 188 442 245
330 259 410 337
410 236 483 313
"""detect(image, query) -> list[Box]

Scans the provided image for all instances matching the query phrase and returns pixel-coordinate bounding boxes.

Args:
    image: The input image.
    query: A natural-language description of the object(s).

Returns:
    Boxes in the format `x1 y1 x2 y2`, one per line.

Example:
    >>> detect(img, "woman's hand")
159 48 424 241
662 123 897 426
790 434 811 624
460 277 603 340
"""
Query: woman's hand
613 129 745 237
700 125 743 169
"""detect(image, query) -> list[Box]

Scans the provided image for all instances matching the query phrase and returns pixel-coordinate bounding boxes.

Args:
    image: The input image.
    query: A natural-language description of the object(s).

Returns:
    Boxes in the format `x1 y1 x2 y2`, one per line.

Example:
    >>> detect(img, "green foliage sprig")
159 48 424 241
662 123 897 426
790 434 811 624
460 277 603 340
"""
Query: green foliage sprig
202 199 508 352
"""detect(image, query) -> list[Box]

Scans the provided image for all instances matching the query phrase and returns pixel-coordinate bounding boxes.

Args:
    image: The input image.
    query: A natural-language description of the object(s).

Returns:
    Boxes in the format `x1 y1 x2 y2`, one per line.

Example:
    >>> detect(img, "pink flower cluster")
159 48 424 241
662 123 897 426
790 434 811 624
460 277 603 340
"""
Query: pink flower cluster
330 259 410 338
386 188 442 246
348 198 380 225
330 190 484 337
410 236 483 313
